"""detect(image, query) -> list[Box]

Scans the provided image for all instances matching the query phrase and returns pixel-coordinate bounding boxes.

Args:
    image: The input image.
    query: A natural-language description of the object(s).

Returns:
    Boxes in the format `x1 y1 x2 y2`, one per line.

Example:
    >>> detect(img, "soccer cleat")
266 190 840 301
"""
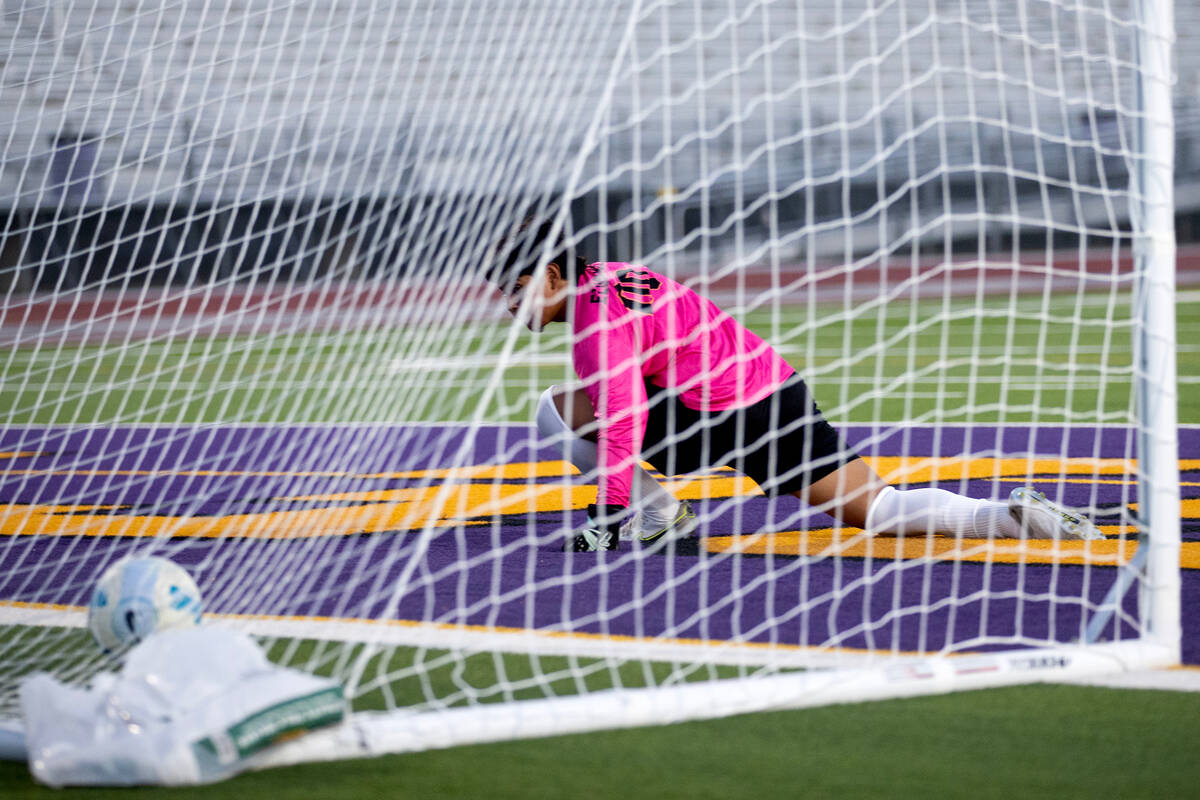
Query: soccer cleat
1008 488 1105 541
622 500 699 544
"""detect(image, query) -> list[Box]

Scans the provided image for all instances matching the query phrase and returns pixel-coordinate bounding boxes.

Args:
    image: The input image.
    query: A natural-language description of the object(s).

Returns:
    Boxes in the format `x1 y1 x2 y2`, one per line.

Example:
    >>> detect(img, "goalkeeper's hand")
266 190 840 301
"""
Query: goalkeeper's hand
566 504 627 551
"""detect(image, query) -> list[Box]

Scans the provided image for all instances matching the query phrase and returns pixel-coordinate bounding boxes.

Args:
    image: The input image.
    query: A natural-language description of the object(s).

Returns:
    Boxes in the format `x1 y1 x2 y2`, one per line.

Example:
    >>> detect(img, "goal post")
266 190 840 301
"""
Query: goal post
1132 0 1181 660
0 0 1183 778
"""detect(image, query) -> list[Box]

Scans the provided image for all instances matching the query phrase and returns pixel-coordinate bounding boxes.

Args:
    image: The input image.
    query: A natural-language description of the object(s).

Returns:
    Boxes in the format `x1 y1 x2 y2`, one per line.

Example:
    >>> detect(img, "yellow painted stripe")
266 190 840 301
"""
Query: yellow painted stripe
866 456 1175 483
0 483 595 539
705 527 1200 569
280 470 752 503
661 474 764 499
4 456 1197 549
0 470 756 540
1058 477 1200 488
1129 498 1200 518
1 600 78 613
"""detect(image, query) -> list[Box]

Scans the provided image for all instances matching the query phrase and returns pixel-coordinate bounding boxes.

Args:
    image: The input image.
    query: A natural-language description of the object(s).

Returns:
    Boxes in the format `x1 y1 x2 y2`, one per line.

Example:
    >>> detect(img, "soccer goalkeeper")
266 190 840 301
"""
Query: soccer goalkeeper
489 219 1104 552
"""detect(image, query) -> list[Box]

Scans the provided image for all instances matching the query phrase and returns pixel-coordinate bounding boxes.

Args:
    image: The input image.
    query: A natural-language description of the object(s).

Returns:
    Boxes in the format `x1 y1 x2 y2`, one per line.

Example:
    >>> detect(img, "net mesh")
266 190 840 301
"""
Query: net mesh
0 0 1178 729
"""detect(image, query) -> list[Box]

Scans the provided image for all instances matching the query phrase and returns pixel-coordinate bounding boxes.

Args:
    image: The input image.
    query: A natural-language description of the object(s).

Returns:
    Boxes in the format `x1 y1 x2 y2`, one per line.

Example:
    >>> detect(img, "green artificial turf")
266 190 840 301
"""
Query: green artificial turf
3 684 1198 799
4 292 1196 426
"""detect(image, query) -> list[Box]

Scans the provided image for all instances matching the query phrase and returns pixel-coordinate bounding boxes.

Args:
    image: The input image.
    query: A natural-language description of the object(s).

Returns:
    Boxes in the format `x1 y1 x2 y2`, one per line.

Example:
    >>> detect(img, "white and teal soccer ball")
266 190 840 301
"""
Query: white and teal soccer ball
87 556 203 651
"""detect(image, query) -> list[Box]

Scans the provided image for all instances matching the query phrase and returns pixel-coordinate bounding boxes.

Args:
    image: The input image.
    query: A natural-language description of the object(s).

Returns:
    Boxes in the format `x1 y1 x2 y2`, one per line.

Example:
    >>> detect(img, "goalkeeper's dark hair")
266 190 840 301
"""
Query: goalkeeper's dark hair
487 216 587 293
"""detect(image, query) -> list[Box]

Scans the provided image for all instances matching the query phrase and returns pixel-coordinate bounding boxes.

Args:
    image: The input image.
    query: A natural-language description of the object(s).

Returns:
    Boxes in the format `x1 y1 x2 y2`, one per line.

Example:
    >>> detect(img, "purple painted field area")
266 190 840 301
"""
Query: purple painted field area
2 424 1197 663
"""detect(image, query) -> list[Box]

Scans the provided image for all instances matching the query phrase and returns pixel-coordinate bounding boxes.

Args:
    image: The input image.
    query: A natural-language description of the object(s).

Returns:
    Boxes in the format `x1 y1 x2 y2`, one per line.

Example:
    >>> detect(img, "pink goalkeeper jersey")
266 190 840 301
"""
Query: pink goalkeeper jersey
572 262 794 507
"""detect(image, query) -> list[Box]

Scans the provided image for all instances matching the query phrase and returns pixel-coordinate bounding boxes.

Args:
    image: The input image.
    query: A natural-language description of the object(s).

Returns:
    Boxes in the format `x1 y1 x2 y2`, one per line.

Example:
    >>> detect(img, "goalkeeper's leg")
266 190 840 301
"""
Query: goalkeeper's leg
803 459 1102 540
536 387 690 539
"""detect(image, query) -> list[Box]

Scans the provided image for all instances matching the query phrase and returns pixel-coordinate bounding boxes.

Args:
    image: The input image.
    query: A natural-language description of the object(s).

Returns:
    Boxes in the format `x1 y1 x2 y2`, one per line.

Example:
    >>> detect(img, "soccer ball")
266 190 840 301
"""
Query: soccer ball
87 556 203 651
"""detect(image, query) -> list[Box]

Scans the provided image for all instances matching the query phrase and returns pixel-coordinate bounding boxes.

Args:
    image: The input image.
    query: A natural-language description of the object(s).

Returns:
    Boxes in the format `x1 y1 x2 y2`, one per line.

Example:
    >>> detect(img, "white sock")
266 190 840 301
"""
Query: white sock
865 485 1021 539
535 387 678 517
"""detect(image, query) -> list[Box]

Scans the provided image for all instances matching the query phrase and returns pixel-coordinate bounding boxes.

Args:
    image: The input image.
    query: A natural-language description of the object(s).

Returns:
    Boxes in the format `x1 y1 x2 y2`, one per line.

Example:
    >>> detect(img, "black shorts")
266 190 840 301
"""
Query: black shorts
640 375 856 496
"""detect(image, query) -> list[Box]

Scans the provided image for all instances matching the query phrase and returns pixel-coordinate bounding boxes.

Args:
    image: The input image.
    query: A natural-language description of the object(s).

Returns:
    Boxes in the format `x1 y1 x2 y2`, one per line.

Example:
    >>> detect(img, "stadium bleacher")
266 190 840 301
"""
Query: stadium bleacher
2 0 1197 275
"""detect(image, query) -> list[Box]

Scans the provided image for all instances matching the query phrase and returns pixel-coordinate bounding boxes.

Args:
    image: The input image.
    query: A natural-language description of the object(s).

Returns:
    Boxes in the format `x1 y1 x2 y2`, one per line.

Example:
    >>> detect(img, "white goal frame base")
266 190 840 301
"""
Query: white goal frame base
0 603 1177 768
247 640 1175 770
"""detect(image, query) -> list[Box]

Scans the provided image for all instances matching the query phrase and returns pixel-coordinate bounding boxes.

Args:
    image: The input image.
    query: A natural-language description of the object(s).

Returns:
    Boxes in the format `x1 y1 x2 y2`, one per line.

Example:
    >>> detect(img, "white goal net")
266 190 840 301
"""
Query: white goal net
0 0 1180 770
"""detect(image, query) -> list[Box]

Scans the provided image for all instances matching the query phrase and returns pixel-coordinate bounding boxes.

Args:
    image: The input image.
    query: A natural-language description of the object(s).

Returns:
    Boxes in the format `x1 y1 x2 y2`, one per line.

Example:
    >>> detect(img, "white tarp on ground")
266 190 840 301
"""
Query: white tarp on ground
20 626 346 787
